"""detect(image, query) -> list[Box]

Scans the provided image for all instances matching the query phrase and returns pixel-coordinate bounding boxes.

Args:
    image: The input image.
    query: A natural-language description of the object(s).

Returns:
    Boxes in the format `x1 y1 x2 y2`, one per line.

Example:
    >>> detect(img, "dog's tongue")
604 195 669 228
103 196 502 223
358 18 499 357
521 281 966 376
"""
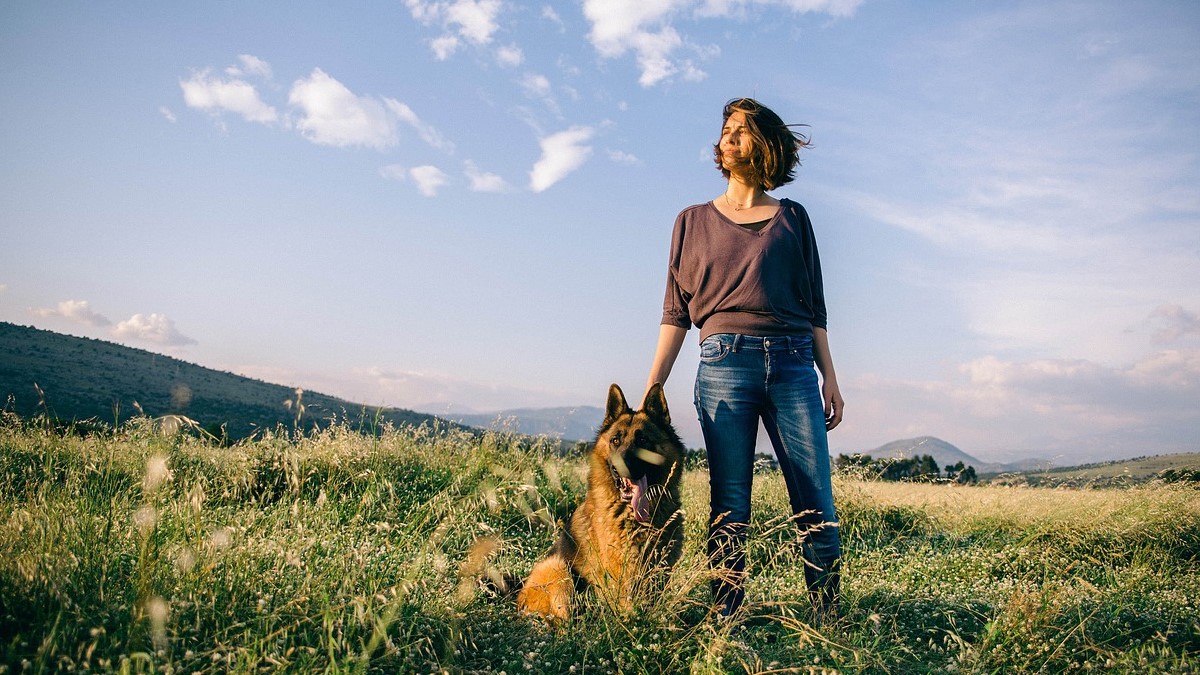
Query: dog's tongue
630 476 650 523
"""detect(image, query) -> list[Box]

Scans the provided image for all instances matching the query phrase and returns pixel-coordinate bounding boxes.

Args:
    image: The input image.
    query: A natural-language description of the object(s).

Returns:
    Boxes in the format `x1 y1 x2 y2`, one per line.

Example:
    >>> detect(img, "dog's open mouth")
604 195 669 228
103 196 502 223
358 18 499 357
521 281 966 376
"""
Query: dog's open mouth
615 471 651 523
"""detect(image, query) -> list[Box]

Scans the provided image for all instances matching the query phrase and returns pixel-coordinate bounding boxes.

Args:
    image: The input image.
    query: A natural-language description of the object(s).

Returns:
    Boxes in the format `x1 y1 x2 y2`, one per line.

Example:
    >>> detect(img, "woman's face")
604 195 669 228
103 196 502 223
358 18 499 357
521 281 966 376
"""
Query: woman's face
719 110 754 173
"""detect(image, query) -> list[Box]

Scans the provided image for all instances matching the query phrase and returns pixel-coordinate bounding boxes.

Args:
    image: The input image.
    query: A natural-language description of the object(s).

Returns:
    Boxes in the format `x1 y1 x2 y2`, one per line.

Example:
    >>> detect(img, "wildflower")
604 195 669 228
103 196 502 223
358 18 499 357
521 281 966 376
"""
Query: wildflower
133 505 157 535
174 546 197 573
209 527 233 551
146 597 169 651
143 454 172 494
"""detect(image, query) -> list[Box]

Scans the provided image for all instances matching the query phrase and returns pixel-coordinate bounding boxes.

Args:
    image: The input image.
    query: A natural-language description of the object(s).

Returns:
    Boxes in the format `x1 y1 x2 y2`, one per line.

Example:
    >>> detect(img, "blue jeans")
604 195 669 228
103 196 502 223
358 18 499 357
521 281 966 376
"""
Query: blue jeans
694 333 841 615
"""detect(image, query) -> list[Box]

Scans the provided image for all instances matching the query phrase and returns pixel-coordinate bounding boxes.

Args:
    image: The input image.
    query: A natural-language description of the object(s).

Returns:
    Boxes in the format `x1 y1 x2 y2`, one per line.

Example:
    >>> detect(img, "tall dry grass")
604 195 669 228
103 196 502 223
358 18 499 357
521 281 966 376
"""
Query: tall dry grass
1 413 1197 673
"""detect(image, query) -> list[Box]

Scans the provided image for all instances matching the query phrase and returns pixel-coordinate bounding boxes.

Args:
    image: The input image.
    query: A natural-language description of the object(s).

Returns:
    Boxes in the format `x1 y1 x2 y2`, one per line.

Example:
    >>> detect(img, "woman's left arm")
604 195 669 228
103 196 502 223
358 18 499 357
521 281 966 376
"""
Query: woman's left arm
812 327 843 431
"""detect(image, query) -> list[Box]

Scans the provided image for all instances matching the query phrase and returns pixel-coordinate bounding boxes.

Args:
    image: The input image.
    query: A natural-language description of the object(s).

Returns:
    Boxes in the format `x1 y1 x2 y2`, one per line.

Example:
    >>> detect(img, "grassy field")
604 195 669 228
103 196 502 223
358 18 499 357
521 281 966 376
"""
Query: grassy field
1 415 1197 673
998 453 1200 488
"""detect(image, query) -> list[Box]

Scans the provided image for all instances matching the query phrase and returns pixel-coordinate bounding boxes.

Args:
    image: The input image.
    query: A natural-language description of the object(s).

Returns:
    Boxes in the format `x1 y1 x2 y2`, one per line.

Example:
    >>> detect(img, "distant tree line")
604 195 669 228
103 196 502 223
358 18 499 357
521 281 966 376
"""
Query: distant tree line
835 453 978 484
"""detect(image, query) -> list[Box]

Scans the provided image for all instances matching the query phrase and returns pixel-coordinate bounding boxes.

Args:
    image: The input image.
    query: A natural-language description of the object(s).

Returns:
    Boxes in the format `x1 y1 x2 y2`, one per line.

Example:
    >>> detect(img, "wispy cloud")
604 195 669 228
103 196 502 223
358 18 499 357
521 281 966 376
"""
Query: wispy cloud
496 44 524 67
520 72 552 98
31 300 111 327
226 53 272 79
405 0 503 60
387 100 454 151
180 66 278 124
846 347 1200 462
113 313 197 347
827 2 1200 371
529 126 594 192
182 59 450 156
607 149 640 165
519 72 561 113
379 163 451 196
581 0 861 86
288 69 404 149
464 160 507 192
410 165 449 196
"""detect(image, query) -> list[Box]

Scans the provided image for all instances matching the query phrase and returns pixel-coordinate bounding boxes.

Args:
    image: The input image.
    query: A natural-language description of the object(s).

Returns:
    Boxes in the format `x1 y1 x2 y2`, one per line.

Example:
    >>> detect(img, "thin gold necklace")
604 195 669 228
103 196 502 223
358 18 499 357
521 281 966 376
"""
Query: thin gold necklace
724 190 760 211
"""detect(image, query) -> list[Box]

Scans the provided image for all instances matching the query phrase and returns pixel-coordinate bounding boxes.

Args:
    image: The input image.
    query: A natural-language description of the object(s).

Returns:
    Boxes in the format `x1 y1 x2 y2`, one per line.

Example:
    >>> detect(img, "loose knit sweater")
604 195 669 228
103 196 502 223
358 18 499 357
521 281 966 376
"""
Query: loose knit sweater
660 198 827 342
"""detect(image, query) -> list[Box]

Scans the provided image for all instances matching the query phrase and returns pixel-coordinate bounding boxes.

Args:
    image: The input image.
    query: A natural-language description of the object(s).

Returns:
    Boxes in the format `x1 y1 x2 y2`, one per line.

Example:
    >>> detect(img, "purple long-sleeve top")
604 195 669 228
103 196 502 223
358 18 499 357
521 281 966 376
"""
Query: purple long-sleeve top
661 198 827 342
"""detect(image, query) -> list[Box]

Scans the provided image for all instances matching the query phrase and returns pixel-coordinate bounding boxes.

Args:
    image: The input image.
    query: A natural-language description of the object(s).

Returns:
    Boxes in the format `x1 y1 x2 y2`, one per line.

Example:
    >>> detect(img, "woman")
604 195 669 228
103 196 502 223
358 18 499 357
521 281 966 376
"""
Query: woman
645 97 843 619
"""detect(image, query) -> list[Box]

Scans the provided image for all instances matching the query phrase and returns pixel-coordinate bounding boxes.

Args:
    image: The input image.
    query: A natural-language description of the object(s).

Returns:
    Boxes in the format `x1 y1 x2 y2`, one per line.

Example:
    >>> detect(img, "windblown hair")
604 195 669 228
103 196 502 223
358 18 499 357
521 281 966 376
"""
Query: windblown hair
713 97 810 190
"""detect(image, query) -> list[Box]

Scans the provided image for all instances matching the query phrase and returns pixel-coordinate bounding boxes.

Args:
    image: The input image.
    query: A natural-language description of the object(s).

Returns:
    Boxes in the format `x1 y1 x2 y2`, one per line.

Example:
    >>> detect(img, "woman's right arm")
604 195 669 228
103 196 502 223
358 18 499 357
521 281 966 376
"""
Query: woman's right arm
646 324 689 393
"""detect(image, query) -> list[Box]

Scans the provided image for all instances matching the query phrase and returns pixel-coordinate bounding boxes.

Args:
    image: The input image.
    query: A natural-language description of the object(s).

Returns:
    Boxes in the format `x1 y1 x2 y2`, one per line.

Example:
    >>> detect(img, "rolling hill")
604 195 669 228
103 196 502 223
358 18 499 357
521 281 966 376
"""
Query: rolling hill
1008 452 1200 487
0 322 460 440
859 436 1054 474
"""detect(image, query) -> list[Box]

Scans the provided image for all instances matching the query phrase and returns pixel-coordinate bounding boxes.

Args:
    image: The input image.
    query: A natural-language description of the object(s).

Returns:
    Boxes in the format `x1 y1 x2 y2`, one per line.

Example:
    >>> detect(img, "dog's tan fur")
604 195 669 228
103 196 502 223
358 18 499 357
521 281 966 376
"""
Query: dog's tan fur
516 383 685 620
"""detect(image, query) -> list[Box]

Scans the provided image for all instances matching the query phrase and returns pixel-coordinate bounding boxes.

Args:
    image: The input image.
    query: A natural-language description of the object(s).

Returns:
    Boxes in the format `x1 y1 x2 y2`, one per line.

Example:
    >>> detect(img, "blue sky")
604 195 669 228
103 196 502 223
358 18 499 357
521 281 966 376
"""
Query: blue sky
2 0 1197 463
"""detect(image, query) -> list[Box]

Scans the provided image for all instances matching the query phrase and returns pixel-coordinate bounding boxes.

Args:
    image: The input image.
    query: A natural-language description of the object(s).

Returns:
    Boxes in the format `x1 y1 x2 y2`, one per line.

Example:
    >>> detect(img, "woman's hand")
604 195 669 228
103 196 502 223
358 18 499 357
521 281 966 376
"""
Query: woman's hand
812 327 843 431
822 378 844 431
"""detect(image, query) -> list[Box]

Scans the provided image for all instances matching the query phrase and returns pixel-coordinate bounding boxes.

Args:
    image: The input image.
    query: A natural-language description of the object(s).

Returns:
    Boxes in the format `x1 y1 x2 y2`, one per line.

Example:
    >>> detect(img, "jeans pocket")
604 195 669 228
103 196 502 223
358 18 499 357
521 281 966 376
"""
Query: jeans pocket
788 337 814 365
699 336 730 363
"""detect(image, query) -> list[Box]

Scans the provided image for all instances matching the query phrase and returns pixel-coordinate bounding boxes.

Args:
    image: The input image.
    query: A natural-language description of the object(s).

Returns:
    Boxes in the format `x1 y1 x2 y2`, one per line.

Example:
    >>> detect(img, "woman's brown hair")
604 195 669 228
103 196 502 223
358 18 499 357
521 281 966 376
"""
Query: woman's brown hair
713 97 810 190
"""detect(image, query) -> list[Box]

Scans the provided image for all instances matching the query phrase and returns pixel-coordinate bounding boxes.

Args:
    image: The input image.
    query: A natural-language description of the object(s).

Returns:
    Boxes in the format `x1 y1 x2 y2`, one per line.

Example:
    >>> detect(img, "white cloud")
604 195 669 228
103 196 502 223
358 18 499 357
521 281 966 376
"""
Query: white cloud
582 0 686 87
113 313 197 347
431 35 460 60
159 106 177 123
541 5 565 31
581 0 861 87
228 54 272 79
520 73 552 98
446 0 501 44
406 0 503 60
496 44 524 67
529 126 594 192
286 69 451 151
288 69 401 149
409 165 449 196
285 70 449 152
180 68 278 124
464 160 507 192
607 149 641 164
31 299 111 327
386 100 453 151
518 72 562 114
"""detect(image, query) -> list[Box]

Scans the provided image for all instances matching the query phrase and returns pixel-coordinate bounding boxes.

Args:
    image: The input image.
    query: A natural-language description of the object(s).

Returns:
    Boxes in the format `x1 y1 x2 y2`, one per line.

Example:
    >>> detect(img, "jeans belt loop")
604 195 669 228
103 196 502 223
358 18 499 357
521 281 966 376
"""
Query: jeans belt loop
732 334 742 352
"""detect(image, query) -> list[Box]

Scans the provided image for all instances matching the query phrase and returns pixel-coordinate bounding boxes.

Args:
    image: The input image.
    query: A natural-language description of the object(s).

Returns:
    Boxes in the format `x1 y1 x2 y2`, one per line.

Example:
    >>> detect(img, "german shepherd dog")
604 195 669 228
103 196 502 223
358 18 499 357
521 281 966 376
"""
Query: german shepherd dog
516 383 685 621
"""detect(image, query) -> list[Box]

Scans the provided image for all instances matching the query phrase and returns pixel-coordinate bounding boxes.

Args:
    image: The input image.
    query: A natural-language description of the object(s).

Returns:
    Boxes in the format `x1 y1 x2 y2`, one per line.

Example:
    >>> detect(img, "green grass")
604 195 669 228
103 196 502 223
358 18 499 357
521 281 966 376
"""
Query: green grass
1 415 1197 673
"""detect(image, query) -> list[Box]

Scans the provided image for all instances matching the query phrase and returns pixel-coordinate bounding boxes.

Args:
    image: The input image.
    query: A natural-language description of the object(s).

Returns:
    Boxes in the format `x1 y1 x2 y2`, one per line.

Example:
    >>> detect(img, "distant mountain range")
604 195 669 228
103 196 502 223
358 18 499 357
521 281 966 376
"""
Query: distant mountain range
446 406 606 443
2 322 1178 478
0 322 462 440
858 436 1056 474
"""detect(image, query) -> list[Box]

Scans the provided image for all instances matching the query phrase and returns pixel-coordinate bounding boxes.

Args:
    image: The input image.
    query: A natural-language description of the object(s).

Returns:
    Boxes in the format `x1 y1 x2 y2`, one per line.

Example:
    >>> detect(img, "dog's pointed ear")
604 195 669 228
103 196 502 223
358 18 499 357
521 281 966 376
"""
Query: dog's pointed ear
641 382 670 424
604 383 629 426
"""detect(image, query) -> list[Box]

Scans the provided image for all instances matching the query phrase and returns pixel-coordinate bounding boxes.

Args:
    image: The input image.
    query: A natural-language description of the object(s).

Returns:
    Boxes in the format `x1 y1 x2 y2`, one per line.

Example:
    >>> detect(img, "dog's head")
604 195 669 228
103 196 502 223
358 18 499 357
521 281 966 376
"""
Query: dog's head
595 383 684 524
